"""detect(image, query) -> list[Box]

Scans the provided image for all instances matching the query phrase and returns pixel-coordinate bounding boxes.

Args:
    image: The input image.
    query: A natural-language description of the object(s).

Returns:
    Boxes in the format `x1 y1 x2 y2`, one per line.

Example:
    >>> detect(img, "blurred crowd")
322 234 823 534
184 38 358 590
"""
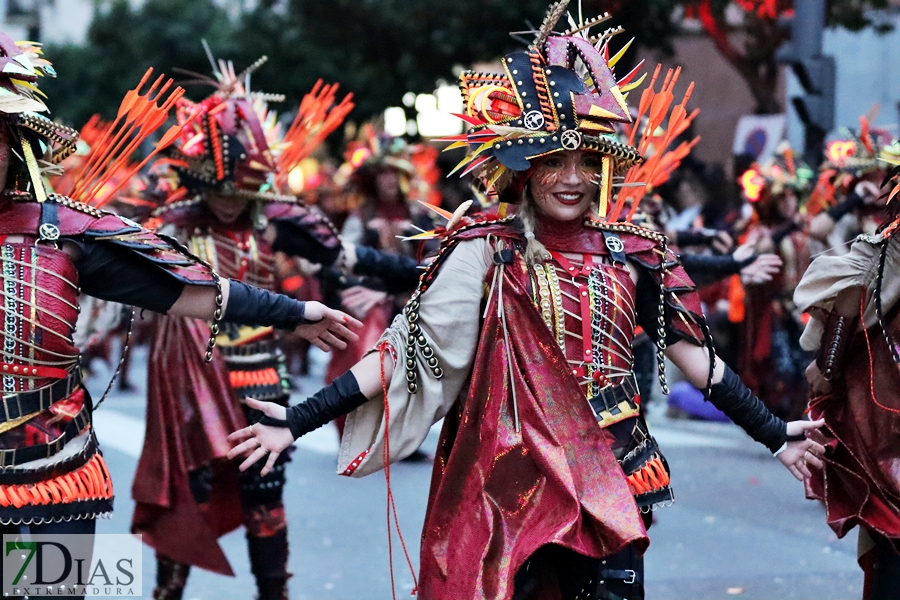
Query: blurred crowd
76 113 900 437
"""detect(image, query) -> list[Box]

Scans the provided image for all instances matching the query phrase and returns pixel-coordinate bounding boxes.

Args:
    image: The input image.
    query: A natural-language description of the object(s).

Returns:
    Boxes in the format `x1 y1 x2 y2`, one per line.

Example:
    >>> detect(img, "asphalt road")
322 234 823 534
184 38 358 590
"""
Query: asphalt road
85 345 863 600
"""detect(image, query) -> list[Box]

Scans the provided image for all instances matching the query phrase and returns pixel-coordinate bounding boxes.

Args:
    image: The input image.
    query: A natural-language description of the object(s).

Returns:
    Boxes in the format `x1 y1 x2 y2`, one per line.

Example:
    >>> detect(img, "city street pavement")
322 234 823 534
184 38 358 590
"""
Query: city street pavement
85 344 863 600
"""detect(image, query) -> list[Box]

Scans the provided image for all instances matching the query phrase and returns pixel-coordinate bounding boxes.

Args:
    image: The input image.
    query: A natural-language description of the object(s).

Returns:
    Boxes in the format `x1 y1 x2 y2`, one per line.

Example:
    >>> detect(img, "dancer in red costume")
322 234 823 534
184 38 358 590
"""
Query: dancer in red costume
736 147 814 419
796 148 900 600
129 58 358 600
0 32 358 594
230 4 823 598
326 136 417 407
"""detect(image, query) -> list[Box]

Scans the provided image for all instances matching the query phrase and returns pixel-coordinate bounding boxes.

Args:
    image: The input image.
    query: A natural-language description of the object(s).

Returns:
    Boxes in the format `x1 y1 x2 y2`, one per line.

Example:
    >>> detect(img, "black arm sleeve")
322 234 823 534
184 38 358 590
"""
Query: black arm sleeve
680 252 755 287
633 266 695 346
271 219 341 267
673 229 716 248
224 280 310 330
708 365 788 453
827 191 864 222
72 238 186 314
353 246 422 294
770 219 800 246
260 370 369 439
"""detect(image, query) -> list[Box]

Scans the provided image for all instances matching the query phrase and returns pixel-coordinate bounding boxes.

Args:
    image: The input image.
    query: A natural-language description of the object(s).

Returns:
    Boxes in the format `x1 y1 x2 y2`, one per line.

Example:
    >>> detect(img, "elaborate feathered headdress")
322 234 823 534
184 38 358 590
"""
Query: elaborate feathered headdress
160 52 352 205
822 117 895 174
438 0 646 210
739 142 813 204
0 32 83 203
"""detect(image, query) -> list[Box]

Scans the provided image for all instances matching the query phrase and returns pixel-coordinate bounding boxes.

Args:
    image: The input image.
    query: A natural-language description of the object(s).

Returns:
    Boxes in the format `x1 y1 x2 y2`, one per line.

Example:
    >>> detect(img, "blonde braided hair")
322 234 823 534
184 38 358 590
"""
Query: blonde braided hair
519 186 550 267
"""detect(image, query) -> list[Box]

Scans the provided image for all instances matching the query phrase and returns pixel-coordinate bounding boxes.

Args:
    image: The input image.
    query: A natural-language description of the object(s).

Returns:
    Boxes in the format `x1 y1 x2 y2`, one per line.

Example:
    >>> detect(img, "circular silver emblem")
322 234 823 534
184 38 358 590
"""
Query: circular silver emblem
38 223 60 242
523 110 545 131
560 129 583 150
605 236 625 254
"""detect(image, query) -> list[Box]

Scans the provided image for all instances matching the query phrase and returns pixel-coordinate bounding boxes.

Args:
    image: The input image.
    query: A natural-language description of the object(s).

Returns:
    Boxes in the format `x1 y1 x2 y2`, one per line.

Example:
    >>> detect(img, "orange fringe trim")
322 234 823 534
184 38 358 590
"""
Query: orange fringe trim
228 368 280 389
626 455 670 497
0 453 113 509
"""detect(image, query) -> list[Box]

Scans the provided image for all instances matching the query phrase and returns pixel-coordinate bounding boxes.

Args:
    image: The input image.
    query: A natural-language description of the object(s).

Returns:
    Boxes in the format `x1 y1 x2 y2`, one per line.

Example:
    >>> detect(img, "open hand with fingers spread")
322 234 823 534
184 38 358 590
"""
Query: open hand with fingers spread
295 301 363 352
776 419 827 481
228 370 370 475
228 399 295 476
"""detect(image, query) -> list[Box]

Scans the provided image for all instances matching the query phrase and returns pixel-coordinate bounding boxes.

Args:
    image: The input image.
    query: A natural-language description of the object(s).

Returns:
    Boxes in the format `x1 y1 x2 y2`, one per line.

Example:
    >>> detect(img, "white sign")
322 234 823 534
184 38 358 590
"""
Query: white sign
733 114 787 162
3 534 142 597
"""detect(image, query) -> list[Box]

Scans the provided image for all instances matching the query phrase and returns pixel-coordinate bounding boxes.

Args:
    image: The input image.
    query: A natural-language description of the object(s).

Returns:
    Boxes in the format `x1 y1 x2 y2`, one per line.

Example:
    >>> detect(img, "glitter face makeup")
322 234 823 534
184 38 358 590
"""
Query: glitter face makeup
529 150 602 221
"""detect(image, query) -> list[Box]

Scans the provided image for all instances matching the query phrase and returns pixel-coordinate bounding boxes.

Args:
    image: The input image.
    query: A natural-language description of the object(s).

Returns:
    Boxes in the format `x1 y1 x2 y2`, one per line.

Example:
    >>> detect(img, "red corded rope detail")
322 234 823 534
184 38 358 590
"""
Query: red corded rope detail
378 340 418 598
0 452 113 508
861 293 900 414
528 51 556 130
208 116 225 181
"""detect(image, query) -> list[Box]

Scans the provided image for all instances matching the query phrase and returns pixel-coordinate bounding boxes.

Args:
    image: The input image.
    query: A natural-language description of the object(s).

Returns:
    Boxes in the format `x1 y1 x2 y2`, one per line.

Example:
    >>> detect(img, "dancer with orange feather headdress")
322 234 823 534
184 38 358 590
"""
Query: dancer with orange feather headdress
228 4 825 598
0 31 358 568
122 51 355 600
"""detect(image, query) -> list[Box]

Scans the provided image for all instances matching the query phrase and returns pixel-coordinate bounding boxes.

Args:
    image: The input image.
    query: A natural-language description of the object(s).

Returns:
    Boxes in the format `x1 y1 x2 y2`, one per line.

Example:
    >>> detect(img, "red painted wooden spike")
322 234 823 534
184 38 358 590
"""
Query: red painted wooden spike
617 59 645 88
461 155 490 177
452 113 487 126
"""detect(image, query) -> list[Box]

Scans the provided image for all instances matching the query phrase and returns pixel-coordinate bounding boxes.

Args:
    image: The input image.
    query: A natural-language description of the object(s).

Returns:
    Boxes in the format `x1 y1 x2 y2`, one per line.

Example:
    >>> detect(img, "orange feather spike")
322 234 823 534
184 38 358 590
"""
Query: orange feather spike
60 68 186 206
274 80 354 192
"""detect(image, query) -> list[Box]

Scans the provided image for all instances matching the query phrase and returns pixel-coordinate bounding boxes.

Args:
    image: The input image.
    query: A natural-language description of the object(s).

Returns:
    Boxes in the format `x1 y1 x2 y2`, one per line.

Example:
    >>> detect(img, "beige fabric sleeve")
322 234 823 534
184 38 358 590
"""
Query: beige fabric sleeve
337 237 493 477
794 235 900 351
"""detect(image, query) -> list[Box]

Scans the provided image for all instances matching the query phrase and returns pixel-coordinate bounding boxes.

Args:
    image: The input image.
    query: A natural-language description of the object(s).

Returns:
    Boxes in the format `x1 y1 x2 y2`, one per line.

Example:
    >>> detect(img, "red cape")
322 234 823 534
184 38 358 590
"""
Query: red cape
416 222 652 599
131 316 247 575
806 305 900 550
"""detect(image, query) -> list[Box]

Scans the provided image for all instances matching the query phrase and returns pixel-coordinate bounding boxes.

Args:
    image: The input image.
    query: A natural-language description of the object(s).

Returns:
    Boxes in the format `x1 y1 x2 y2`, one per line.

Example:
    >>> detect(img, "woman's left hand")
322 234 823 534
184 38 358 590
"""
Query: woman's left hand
776 419 827 481
227 399 296 475
295 301 363 352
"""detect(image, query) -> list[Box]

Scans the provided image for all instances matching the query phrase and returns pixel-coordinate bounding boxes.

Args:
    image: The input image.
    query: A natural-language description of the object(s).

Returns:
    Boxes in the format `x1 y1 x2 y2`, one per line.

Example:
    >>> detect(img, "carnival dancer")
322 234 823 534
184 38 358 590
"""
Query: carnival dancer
325 134 427 391
130 59 356 600
734 147 814 419
795 157 900 600
807 119 894 248
0 33 359 582
228 5 824 599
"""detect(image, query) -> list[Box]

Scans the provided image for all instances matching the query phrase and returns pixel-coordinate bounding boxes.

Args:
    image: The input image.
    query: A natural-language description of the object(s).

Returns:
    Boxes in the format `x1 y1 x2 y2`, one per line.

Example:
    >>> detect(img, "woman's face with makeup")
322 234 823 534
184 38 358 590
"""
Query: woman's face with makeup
529 150 601 221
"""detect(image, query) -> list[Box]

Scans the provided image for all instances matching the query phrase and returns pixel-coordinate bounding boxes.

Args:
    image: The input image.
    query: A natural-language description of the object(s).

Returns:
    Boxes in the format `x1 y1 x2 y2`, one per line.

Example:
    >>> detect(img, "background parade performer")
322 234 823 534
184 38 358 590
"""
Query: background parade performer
228 4 824 598
796 156 900 600
0 31 358 579
129 55 357 600
735 147 814 419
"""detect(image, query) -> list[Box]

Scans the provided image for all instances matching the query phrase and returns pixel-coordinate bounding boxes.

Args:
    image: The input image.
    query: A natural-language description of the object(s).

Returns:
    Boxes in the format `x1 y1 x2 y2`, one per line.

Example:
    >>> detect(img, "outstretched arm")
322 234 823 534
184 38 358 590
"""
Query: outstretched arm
227 350 393 474
71 239 362 352
665 340 826 481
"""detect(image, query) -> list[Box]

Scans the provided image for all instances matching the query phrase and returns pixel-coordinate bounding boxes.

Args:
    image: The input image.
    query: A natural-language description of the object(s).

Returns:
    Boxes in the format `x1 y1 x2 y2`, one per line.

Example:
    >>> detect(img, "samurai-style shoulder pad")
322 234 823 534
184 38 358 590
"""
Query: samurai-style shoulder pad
83 227 217 286
0 196 217 286
262 198 309 221
415 214 519 289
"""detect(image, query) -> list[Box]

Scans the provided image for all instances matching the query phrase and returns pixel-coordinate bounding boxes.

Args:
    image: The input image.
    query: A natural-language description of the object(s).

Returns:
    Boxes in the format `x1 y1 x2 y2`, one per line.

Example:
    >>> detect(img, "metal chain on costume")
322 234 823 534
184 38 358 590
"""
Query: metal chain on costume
655 239 670 395
205 273 225 362
92 308 135 411
701 320 717 397
875 235 900 367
